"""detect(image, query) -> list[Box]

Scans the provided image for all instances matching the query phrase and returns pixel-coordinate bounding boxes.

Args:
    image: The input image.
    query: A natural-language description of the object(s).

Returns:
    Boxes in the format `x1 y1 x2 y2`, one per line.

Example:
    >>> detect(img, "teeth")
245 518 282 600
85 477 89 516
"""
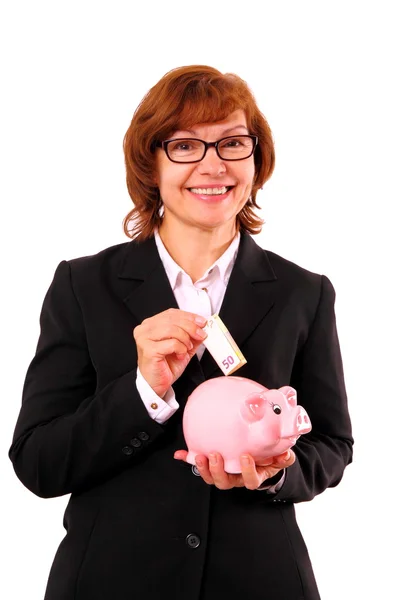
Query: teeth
189 186 230 195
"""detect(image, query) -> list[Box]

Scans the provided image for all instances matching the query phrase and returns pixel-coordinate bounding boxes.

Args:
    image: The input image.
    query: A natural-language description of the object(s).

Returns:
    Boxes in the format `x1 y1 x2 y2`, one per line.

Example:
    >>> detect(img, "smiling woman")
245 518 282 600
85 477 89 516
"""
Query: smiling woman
123 65 275 243
154 110 258 263
9 64 353 600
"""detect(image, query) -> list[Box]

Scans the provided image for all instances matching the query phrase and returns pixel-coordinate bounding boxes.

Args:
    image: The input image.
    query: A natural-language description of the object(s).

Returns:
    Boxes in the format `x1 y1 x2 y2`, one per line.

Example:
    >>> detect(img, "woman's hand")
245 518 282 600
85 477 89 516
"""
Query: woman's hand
133 308 208 398
174 449 296 490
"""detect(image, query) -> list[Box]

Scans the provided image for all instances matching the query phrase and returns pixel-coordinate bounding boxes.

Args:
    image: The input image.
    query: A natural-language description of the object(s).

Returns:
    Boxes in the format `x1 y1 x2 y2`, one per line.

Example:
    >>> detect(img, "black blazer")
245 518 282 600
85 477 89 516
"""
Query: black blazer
9 232 353 600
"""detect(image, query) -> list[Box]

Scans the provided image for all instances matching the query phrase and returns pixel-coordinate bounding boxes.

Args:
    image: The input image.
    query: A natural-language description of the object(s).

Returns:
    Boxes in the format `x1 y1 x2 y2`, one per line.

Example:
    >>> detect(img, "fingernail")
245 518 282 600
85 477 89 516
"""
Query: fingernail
209 453 217 466
195 316 207 325
196 328 207 338
195 457 202 468
241 455 250 465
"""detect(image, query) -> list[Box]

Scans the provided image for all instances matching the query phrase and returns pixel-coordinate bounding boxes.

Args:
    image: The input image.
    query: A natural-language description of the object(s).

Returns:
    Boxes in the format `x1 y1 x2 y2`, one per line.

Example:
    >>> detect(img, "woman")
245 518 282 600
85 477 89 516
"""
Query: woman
9 65 353 600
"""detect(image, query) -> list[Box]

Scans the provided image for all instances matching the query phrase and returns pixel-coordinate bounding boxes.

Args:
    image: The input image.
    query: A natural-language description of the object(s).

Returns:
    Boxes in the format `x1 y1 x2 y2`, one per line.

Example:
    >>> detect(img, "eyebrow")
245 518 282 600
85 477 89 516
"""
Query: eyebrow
176 124 249 137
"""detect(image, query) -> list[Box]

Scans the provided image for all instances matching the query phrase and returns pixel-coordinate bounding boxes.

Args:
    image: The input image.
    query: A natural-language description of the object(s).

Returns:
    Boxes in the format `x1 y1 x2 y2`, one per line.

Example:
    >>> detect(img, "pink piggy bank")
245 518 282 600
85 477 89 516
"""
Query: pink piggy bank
182 376 312 473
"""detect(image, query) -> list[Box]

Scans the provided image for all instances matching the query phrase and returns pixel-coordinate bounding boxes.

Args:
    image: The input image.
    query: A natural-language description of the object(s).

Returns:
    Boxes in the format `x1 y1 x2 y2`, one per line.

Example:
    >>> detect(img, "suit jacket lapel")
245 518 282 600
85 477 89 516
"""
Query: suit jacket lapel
117 236 205 390
117 233 278 383
118 237 179 322
200 233 277 378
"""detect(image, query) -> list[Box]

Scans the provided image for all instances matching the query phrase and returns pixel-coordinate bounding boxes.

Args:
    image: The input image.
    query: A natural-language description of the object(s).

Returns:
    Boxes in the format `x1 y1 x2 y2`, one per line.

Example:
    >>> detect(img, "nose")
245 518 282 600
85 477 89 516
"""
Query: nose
296 407 312 434
196 146 226 177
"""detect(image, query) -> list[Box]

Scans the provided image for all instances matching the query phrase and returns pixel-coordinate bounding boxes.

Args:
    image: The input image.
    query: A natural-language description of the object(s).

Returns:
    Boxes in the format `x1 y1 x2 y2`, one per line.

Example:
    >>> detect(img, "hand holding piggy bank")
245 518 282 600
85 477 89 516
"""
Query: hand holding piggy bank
182 376 312 473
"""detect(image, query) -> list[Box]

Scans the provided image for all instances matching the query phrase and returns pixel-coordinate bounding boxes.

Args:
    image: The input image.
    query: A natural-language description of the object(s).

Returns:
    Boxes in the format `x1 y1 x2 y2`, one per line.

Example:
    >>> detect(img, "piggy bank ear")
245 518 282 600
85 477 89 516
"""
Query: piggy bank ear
240 394 266 423
279 386 297 407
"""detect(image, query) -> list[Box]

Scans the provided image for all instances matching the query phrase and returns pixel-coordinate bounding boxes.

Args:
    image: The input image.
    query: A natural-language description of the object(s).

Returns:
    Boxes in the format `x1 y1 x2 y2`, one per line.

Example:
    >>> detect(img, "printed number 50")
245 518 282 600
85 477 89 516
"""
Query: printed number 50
222 355 235 369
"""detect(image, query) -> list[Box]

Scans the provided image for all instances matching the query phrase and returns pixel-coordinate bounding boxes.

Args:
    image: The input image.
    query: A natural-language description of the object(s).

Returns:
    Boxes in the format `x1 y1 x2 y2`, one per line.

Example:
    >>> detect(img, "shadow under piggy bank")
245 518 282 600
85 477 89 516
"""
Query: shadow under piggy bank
182 376 312 473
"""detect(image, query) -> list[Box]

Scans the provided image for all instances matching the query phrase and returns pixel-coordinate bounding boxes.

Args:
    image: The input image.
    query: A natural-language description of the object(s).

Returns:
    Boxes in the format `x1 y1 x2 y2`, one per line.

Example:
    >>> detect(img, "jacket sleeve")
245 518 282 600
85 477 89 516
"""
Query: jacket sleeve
271 274 354 503
8 260 166 499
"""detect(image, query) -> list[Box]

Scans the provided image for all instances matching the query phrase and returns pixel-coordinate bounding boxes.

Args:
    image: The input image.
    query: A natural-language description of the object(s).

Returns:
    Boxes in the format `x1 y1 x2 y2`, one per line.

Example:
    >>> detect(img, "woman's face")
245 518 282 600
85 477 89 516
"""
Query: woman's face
155 109 255 235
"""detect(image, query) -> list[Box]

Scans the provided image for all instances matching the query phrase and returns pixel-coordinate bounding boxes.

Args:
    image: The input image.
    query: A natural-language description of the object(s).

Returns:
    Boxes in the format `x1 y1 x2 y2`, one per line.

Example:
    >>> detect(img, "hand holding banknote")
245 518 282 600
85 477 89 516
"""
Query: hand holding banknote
133 308 208 397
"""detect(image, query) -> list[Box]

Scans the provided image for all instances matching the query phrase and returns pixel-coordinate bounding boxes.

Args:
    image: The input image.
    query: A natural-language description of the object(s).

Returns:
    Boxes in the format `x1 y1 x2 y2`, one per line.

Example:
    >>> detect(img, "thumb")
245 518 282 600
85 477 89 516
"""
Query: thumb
188 338 204 358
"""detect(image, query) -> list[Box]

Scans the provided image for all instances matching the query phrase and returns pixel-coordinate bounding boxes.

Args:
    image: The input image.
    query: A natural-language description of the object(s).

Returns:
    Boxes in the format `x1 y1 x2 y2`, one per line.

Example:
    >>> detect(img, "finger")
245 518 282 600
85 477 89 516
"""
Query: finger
162 308 208 325
194 455 214 485
208 453 232 490
175 321 208 343
271 449 296 468
240 455 265 490
139 318 208 345
144 339 191 360
254 457 274 467
154 309 208 335
174 450 188 461
255 464 282 481
164 309 208 330
140 323 196 351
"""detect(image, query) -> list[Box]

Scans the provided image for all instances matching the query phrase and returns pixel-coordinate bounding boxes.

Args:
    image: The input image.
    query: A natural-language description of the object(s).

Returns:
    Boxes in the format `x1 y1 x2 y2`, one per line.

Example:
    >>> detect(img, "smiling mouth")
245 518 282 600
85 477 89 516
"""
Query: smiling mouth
187 186 234 195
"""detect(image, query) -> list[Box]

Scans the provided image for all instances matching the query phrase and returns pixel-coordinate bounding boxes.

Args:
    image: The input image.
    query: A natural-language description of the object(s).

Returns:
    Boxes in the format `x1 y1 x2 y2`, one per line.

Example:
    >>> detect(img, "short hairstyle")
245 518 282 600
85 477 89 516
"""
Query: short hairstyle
123 65 275 240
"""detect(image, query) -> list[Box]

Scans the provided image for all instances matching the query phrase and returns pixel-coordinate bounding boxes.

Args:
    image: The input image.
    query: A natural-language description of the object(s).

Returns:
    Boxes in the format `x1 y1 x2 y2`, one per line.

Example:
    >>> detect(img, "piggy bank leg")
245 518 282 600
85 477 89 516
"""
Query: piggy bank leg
186 451 197 467
223 458 242 474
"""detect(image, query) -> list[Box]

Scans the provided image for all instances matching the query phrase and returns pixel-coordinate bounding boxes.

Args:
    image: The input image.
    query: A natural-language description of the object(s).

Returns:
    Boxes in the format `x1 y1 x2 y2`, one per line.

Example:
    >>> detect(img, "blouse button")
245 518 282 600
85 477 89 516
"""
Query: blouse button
151 402 158 410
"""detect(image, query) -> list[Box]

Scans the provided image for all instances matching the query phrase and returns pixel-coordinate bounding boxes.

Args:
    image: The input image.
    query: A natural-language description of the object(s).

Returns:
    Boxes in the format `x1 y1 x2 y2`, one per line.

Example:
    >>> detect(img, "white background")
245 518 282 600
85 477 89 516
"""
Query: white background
1 1 399 598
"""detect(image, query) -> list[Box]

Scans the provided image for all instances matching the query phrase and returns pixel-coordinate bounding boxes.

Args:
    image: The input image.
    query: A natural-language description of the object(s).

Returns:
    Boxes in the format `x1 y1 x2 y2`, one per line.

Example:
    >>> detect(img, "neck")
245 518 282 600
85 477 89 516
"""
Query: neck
158 221 237 283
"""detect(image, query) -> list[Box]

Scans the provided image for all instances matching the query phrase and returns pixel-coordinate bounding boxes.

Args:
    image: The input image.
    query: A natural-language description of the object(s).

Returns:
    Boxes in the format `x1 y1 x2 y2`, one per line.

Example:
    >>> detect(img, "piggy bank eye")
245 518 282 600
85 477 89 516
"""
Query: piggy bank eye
273 404 282 415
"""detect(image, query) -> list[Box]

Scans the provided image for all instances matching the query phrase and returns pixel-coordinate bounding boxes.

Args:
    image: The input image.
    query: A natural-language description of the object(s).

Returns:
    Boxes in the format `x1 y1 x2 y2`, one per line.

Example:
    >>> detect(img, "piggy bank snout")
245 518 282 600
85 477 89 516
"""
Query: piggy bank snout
297 406 312 434
289 406 312 436
279 405 312 440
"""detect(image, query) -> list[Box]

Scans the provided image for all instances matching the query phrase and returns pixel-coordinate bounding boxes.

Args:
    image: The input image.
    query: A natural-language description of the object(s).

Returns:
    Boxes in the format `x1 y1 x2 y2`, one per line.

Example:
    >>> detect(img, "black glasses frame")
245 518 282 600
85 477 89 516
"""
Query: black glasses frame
155 134 259 163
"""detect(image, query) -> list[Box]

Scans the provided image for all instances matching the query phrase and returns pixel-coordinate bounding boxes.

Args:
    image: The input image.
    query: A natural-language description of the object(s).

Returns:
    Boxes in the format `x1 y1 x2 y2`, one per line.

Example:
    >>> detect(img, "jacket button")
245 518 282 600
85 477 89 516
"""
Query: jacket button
138 431 150 441
130 438 142 448
186 534 201 549
192 465 200 476
122 446 133 456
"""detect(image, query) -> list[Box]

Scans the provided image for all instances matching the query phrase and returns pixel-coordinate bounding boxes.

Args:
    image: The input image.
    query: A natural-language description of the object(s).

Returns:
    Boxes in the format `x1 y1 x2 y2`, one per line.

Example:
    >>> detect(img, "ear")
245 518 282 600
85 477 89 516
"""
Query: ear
240 394 267 424
279 386 297 407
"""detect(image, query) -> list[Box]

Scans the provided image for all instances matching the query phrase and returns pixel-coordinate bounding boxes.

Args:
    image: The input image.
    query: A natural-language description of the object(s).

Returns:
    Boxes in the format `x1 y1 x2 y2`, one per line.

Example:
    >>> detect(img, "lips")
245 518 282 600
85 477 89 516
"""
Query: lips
186 186 234 202
187 185 235 195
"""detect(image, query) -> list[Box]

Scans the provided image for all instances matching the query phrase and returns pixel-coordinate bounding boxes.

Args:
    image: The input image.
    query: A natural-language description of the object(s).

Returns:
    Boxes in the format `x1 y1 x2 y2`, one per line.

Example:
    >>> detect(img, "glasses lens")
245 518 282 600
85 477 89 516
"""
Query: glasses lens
167 139 205 162
217 136 254 160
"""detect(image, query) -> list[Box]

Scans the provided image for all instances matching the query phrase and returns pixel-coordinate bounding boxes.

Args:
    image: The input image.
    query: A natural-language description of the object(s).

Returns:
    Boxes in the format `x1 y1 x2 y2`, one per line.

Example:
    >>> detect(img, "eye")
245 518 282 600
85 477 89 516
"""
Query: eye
273 404 282 415
221 137 243 148
170 141 193 151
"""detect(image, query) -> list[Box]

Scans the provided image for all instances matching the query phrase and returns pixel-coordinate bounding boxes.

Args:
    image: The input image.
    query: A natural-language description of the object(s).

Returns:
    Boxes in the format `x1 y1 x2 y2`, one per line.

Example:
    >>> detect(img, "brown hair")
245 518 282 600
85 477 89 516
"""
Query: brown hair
123 65 275 240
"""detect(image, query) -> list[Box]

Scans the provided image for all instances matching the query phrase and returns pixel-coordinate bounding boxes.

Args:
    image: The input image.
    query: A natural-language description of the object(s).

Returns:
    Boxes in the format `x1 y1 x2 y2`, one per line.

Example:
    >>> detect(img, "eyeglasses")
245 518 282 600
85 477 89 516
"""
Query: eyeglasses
155 135 258 163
